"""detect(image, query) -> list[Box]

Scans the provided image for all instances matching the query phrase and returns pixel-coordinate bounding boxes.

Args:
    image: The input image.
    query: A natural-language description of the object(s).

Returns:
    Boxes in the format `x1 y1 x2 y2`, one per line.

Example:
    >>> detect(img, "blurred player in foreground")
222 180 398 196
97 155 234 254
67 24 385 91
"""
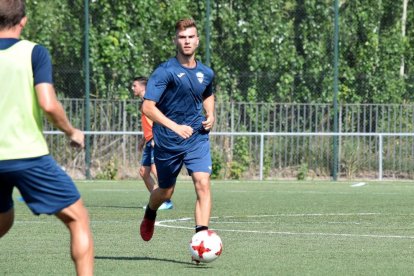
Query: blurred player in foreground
132 76 173 210
139 18 215 242
0 1 94 275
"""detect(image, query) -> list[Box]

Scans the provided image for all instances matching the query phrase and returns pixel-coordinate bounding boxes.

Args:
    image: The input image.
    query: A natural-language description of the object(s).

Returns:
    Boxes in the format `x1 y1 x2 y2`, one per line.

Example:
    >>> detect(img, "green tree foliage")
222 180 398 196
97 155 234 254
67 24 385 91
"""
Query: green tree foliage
23 0 414 104
88 0 197 99
25 0 84 97
339 0 407 103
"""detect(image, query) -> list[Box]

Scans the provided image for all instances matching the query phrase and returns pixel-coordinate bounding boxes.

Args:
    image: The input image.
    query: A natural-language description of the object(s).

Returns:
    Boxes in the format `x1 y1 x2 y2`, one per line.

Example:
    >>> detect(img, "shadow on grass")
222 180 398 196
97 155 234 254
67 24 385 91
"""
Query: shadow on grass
95 256 212 269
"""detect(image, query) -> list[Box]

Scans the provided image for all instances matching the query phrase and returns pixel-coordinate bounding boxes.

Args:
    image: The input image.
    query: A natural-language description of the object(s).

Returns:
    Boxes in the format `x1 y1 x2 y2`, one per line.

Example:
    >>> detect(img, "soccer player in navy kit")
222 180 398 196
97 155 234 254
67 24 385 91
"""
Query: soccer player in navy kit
140 18 215 242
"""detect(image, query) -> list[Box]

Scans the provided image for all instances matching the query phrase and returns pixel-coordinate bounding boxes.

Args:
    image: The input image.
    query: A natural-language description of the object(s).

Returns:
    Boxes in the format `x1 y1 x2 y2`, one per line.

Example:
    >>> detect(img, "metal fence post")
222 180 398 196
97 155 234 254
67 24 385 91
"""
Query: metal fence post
84 0 91 179
379 134 383 180
205 0 211 66
231 101 234 159
332 0 340 181
260 133 264 180
122 100 126 177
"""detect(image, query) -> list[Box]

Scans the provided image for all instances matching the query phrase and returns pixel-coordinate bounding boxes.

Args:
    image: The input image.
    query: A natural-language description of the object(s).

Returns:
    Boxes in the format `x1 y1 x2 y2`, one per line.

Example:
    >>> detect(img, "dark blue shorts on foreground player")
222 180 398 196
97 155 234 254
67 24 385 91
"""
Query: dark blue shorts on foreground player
154 138 212 189
0 155 80 215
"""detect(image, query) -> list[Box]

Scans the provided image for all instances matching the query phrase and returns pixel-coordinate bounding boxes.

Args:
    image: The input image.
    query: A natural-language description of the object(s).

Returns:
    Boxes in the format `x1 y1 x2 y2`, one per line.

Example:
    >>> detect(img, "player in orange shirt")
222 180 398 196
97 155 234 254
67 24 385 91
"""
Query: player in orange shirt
132 77 173 210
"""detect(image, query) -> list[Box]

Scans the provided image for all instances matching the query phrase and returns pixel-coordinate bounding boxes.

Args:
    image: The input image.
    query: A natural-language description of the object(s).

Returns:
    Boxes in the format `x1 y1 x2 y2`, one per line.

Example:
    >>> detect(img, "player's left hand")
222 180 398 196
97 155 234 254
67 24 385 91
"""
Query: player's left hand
202 116 215 131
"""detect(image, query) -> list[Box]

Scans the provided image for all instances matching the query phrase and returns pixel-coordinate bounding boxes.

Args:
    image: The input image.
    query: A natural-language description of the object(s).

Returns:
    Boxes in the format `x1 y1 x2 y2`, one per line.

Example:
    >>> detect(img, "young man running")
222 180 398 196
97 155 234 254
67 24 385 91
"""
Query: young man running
140 18 215 241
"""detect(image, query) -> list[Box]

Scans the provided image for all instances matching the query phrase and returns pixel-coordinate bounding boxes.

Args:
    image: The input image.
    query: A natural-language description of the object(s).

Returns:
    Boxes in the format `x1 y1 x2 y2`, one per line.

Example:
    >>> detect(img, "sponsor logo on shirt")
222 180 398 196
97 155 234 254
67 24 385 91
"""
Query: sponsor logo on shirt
177 73 185 78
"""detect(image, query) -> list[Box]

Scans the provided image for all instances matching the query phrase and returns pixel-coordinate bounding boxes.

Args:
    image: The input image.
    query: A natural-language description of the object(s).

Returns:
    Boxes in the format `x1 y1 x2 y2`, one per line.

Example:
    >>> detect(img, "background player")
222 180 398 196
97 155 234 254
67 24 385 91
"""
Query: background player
132 76 173 210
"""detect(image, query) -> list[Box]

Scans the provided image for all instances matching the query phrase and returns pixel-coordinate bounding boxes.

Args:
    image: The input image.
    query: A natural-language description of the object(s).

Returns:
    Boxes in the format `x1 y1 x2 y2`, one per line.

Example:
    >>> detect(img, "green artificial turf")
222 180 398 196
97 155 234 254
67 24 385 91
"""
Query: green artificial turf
2 180 414 275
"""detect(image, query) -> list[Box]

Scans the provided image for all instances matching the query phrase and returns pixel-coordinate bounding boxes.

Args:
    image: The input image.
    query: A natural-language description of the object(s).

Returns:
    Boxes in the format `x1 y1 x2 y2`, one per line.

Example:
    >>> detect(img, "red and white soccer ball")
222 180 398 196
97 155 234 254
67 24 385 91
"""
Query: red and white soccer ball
189 230 223 263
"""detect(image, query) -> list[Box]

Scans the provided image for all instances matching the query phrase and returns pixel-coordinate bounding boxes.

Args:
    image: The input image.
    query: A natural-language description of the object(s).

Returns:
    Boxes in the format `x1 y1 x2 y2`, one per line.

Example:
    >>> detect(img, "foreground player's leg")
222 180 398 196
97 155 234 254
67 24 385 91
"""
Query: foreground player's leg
56 199 94 276
140 186 174 241
0 208 14 238
140 165 173 210
192 172 211 232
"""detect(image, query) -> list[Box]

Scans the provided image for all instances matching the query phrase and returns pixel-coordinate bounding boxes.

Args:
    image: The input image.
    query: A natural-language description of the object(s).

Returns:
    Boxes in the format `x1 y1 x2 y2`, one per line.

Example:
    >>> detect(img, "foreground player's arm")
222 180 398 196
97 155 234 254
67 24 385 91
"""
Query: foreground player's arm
35 83 84 148
142 100 193 139
202 94 215 131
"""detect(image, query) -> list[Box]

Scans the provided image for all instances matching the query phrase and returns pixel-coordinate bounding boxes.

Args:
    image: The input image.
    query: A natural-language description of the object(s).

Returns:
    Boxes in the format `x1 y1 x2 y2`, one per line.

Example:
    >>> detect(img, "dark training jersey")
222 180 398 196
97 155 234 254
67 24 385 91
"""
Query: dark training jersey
145 57 214 152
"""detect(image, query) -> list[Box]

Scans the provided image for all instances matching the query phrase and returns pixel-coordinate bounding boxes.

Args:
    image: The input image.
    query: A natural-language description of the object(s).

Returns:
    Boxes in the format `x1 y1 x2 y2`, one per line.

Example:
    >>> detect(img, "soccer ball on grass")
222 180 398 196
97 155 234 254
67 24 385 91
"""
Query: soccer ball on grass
189 230 223 263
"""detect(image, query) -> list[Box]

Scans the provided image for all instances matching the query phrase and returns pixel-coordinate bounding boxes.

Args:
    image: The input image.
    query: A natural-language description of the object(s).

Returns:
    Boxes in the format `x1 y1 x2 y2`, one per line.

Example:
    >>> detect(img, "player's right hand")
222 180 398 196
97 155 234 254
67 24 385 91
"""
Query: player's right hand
69 128 85 148
175 125 193 139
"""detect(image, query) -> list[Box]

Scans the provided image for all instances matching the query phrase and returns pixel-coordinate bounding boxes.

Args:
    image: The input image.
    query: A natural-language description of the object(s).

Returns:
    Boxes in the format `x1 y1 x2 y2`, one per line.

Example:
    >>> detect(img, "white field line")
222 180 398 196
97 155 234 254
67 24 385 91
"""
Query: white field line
244 213 380 217
15 213 414 239
351 182 367 187
156 214 414 240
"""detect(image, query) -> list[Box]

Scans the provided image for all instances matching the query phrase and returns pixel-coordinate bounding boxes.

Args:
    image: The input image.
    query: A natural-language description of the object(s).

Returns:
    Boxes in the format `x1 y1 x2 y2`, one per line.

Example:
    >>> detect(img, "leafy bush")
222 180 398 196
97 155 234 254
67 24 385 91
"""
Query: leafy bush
297 162 308 180
211 147 225 179
95 157 118 180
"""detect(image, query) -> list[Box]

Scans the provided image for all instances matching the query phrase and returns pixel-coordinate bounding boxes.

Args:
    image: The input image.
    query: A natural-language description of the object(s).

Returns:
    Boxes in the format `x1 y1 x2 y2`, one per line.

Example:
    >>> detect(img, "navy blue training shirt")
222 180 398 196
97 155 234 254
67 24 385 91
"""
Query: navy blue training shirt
145 57 214 152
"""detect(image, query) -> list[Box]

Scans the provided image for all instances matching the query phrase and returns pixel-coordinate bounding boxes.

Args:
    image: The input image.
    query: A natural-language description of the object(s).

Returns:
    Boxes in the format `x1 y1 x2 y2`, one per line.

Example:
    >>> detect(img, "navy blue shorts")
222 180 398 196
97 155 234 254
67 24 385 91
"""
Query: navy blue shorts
154 139 212 188
141 140 154 166
0 155 80 215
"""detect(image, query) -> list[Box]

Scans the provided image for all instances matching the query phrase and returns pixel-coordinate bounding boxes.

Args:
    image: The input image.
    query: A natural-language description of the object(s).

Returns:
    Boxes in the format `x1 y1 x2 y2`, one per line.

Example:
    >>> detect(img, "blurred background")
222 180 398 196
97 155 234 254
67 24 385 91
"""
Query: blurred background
24 0 414 180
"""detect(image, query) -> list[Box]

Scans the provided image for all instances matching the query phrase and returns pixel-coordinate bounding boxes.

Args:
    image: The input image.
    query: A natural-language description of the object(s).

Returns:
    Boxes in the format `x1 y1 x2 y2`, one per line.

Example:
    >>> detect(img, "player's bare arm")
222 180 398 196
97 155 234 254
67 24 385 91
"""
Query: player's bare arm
35 83 84 148
202 94 215 131
143 99 193 139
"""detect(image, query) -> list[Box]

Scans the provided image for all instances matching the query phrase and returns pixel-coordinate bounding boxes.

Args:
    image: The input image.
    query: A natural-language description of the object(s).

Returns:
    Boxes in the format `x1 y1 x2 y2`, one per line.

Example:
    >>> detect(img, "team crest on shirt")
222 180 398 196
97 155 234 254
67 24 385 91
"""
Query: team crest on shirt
196 72 204 84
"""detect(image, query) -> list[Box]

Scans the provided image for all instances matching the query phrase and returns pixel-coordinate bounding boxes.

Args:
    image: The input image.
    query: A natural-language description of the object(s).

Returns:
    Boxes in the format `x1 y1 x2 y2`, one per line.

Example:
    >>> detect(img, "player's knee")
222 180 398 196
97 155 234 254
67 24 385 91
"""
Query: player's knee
157 186 174 199
194 177 210 196
195 177 210 189
56 200 90 226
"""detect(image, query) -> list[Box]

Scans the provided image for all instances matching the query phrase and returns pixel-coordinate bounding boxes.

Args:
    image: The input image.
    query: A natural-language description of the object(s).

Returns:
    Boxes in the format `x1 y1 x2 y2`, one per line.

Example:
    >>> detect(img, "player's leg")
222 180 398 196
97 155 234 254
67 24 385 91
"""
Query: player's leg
150 162 157 177
185 138 213 232
149 147 183 208
0 208 14 237
140 142 157 192
0 179 14 237
55 199 94 276
148 185 175 210
192 172 211 228
150 143 158 179
12 155 94 275
140 185 176 241
140 147 182 241
149 148 174 210
140 165 156 192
